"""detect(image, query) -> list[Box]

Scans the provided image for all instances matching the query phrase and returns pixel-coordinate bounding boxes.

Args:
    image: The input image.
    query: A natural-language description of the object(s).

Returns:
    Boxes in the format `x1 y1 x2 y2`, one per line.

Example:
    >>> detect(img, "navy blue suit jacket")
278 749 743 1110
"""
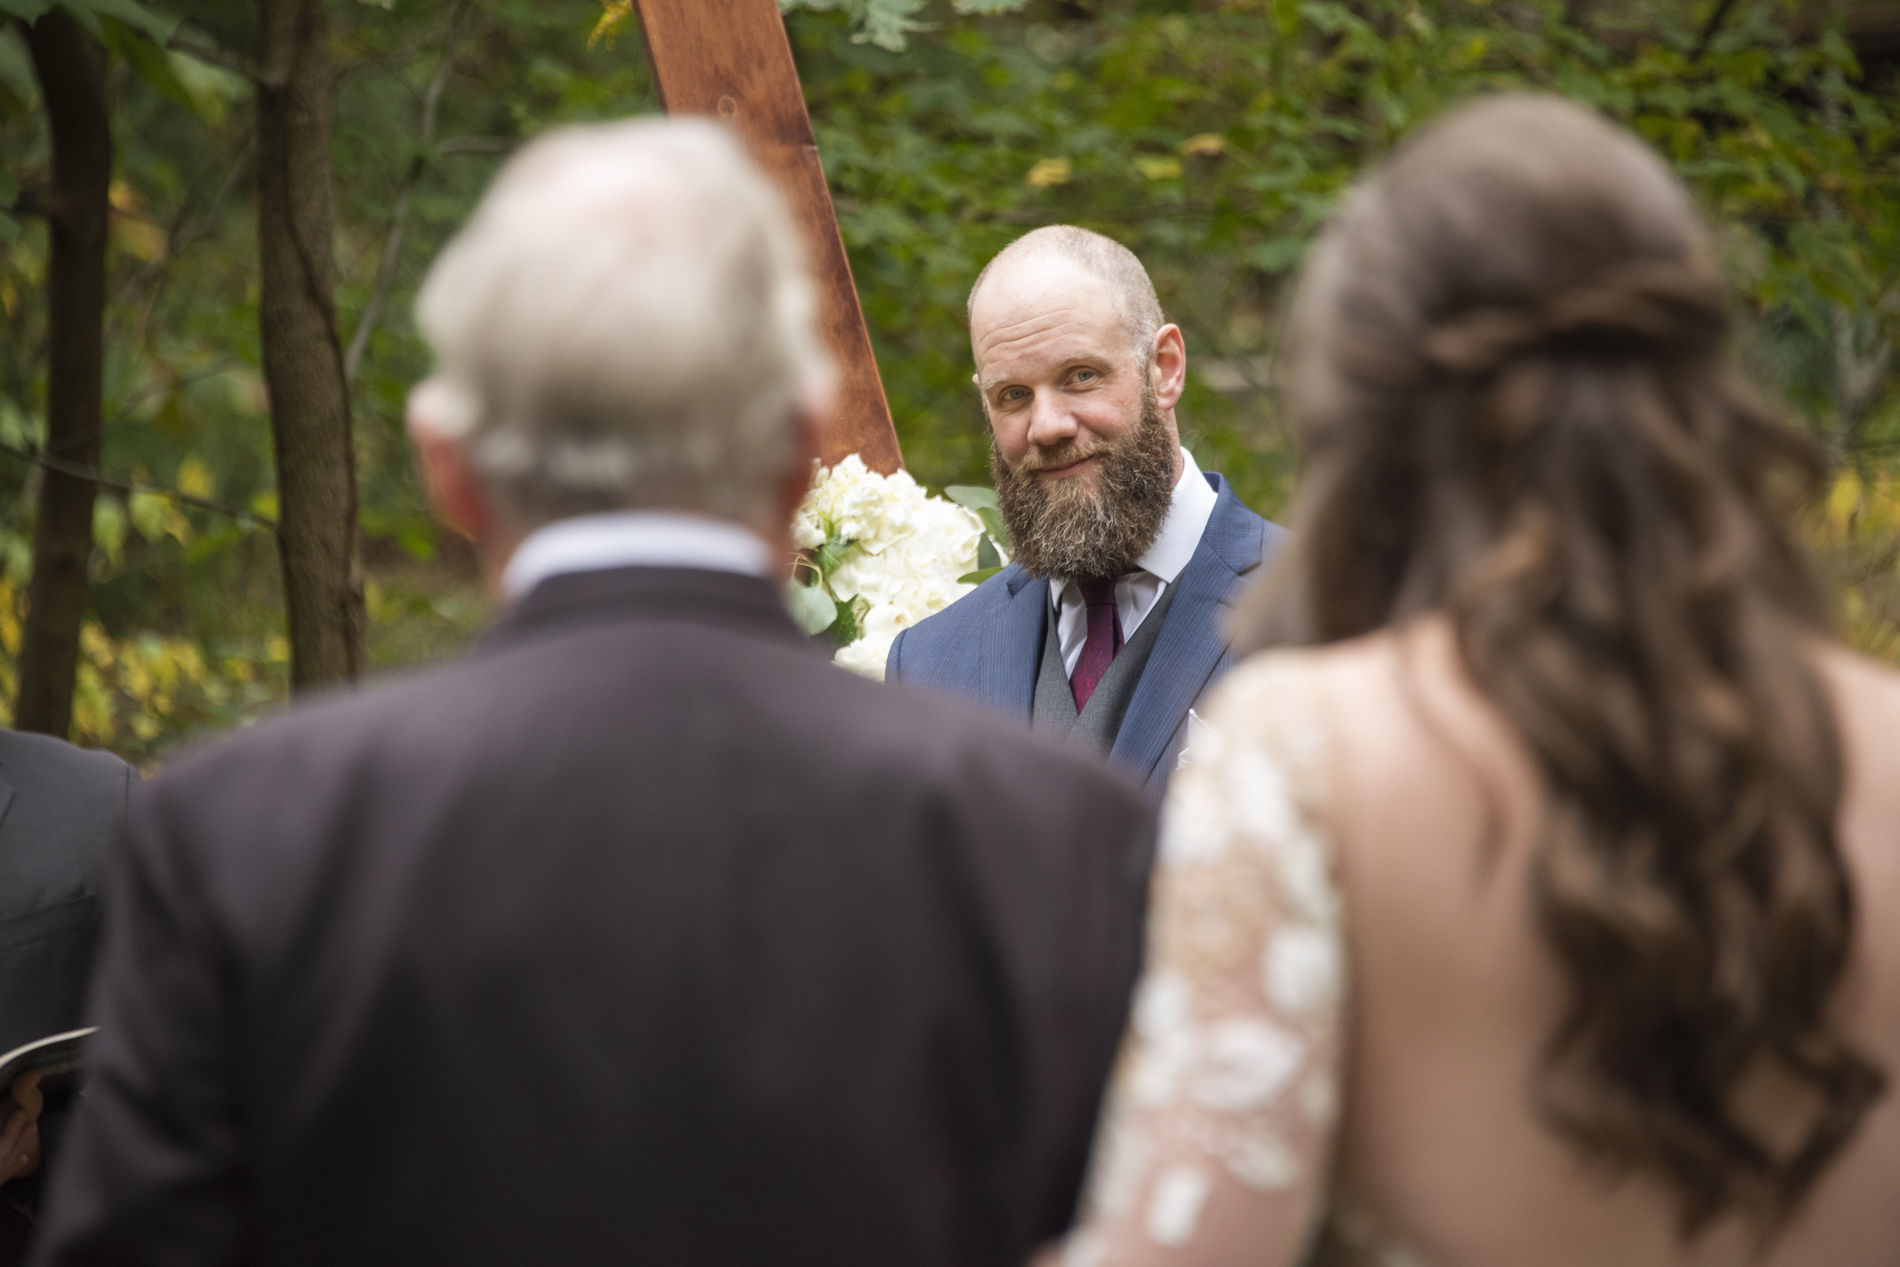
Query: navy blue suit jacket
886 474 1286 798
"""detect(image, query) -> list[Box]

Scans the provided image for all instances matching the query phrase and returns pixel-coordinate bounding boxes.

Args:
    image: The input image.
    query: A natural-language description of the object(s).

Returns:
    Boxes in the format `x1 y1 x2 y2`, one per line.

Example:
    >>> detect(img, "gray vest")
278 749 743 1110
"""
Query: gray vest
1031 581 1179 754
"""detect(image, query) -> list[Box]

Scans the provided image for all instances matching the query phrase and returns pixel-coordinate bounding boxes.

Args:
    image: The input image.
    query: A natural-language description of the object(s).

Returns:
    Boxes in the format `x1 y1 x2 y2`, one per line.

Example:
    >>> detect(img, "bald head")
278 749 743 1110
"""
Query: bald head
968 226 1164 358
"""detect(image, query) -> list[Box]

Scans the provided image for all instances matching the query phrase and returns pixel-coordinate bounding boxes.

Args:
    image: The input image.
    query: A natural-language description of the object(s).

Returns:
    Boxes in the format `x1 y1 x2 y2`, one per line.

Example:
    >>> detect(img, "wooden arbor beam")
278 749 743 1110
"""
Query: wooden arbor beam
634 0 902 474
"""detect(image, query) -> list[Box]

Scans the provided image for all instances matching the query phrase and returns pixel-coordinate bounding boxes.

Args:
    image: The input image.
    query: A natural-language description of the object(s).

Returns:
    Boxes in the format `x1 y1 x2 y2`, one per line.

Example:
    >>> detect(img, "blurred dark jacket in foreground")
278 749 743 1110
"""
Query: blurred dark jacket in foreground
0 729 124 1065
0 729 129 1263
33 565 1154 1267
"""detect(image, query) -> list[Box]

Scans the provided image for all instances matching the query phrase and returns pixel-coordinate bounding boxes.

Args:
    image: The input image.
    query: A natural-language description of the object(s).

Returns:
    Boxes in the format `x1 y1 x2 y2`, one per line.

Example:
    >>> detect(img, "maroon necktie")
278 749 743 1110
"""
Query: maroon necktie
1070 577 1124 711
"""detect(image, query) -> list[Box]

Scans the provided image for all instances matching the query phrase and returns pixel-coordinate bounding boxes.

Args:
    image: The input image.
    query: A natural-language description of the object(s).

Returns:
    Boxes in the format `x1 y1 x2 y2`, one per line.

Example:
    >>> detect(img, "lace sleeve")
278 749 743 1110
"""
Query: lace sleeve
1062 655 1346 1267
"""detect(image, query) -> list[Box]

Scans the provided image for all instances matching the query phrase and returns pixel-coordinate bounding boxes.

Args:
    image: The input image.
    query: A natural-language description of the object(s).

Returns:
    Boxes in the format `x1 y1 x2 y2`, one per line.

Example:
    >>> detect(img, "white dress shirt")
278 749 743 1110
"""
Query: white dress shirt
1049 447 1219 677
500 511 773 602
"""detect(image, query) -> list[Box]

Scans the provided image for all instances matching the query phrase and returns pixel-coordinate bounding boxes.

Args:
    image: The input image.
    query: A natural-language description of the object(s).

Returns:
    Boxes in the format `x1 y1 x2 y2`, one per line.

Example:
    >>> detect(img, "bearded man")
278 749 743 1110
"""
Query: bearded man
886 227 1286 798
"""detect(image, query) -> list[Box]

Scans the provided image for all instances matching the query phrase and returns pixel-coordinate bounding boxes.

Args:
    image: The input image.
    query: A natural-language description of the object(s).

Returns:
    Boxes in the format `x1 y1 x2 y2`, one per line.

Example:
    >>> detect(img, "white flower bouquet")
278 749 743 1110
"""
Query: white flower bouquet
787 454 1011 679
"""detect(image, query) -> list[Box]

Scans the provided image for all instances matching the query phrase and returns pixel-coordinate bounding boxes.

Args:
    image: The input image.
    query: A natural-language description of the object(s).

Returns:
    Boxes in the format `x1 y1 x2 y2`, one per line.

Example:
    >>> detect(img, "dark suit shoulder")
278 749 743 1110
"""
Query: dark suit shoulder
141 615 1147 895
121 613 1158 1098
0 728 131 791
0 732 128 1043
0 728 130 877
896 566 1021 648
887 564 1030 686
131 651 538 878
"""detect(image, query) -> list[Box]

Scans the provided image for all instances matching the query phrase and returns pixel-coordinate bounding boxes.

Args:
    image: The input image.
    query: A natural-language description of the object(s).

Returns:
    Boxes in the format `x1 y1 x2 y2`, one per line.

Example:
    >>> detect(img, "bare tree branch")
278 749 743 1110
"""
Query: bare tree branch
333 28 448 87
1690 0 1738 63
437 136 514 156
1830 303 1894 463
166 25 277 86
171 133 258 262
17 359 246 486
344 0 467 385
0 440 279 533
125 134 257 345
7 186 50 219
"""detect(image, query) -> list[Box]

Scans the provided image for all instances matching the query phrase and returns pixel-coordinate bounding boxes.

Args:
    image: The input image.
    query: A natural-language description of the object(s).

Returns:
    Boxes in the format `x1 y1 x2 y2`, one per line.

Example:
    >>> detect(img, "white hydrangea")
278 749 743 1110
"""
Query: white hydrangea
795 455 1001 679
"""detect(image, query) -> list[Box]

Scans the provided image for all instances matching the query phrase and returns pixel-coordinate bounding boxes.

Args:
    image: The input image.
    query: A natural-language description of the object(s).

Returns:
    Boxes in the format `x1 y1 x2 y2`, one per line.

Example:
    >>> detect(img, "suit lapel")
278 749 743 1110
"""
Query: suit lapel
979 566 1048 720
1109 482 1266 784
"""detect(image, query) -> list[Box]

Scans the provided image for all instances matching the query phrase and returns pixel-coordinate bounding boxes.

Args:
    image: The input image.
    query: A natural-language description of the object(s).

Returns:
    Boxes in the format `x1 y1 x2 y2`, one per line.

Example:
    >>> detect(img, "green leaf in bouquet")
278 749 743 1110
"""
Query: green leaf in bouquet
943 484 998 513
811 538 849 579
947 486 1012 554
976 532 999 572
958 566 1005 585
830 595 865 648
784 579 839 636
975 507 1011 554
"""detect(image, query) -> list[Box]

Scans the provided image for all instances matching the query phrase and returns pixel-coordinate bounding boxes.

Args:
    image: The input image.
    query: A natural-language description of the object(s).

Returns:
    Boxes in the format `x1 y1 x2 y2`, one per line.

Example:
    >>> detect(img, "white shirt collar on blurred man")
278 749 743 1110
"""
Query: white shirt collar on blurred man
500 511 772 602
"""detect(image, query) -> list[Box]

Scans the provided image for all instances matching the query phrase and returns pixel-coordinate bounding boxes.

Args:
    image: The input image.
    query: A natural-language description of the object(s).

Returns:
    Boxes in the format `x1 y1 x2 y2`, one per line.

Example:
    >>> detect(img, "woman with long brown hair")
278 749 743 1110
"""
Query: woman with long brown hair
1054 94 1900 1266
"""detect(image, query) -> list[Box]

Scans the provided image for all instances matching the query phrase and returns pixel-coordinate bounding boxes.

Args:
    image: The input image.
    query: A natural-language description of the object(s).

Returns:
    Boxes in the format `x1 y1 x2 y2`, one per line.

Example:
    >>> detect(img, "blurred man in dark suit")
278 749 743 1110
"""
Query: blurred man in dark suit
0 728 130 1262
34 120 1154 1267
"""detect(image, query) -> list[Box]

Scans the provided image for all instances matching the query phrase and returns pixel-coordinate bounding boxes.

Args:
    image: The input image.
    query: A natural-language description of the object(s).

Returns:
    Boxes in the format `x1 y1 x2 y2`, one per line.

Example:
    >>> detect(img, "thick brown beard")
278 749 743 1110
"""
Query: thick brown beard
991 385 1178 580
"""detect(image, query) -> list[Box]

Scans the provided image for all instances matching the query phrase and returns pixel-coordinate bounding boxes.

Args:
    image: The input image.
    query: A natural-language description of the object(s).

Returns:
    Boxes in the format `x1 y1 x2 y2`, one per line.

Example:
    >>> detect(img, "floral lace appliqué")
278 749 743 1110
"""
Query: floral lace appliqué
1063 655 1351 1267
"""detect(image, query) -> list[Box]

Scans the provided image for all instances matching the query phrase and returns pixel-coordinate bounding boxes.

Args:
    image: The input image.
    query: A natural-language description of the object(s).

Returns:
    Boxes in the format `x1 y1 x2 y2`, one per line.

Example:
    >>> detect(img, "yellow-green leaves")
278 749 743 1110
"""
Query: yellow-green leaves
1024 156 1072 187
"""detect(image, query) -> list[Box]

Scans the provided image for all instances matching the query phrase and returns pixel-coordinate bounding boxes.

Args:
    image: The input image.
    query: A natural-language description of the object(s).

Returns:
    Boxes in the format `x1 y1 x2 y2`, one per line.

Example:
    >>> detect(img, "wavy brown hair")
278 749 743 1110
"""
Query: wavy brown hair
1239 95 1885 1237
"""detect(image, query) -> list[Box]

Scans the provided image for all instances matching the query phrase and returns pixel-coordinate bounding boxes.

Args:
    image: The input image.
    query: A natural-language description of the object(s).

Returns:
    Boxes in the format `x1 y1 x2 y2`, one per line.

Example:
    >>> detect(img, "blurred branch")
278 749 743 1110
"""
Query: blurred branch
1690 0 1738 63
7 186 48 219
437 136 513 156
1830 303 1894 464
333 27 446 86
170 134 256 262
0 441 279 532
125 134 256 344
51 360 249 461
345 0 466 385
166 25 276 86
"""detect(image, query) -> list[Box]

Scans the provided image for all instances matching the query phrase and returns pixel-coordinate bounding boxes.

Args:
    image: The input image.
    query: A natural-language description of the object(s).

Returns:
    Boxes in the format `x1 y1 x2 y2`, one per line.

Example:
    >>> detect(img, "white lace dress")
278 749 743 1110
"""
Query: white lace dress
1060 653 1411 1267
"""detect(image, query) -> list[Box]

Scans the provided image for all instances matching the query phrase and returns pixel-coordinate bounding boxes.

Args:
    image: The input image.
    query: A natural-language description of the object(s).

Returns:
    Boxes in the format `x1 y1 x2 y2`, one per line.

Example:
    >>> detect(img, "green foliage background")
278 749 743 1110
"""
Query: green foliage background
0 0 1895 760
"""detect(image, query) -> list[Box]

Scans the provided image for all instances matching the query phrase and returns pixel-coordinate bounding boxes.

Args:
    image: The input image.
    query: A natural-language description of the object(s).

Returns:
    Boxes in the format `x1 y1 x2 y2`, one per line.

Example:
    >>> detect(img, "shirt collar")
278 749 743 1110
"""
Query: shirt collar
1135 447 1218 584
500 511 773 603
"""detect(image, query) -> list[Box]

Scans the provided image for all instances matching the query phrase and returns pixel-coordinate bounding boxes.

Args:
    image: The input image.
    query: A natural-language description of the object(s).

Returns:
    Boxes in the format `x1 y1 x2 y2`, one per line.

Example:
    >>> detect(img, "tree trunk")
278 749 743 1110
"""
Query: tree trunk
1829 303 1891 465
14 13 110 738
256 0 363 691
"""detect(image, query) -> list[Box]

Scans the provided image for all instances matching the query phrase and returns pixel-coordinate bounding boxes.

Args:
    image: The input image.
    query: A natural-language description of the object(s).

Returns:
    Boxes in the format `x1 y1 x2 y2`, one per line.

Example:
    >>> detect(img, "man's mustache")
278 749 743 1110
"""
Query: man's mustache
1014 443 1107 475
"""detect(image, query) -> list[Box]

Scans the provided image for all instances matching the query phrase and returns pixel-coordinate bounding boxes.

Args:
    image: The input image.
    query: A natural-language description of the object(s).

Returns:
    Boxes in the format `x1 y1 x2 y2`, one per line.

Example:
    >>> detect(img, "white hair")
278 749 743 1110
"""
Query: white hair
414 117 832 529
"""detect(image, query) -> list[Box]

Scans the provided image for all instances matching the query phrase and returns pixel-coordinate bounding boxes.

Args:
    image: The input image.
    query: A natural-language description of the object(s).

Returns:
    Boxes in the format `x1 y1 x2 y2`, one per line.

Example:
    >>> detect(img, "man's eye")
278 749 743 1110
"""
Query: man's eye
1000 387 1029 403
1072 369 1096 384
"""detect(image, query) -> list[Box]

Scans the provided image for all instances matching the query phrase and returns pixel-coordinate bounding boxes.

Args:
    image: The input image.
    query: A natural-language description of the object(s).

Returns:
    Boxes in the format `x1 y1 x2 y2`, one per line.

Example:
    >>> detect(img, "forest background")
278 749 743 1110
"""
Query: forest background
1 0 1897 762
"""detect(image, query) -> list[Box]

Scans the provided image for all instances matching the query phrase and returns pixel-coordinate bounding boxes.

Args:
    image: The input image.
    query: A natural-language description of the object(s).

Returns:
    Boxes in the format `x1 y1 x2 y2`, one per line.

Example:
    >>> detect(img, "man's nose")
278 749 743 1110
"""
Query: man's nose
1024 391 1079 449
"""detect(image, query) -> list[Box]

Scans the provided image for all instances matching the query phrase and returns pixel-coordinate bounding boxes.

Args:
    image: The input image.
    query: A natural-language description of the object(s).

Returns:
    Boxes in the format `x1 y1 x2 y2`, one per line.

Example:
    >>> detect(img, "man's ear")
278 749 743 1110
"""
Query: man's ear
774 395 826 527
1150 323 1188 412
407 396 493 542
